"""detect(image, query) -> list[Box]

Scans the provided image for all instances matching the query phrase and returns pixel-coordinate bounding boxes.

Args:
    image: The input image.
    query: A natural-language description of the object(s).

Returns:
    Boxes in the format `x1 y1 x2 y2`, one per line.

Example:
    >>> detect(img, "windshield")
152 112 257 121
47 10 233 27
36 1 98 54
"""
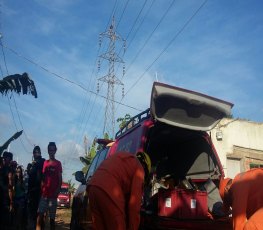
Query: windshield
60 187 69 194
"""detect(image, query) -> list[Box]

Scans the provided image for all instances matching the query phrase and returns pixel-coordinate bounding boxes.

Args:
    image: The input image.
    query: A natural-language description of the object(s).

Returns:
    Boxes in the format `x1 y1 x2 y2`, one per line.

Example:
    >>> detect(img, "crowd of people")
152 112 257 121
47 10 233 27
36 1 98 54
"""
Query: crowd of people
0 142 62 230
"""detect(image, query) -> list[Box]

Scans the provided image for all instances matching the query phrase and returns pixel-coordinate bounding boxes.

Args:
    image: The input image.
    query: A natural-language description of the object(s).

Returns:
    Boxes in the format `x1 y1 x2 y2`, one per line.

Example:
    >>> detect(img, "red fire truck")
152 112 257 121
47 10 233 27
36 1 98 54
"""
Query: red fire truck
57 182 71 208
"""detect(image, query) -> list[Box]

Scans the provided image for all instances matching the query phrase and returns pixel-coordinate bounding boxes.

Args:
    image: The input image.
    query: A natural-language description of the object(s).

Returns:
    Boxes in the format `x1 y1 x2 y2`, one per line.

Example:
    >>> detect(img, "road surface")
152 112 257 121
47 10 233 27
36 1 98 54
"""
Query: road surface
45 208 71 230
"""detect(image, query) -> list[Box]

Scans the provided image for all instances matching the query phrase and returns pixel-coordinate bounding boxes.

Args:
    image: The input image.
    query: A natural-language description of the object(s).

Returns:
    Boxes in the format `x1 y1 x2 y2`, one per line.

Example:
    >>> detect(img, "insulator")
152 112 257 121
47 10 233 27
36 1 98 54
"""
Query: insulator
123 65 125 76
99 36 102 47
97 82 99 93
122 87 124 98
123 41 126 53
98 60 100 71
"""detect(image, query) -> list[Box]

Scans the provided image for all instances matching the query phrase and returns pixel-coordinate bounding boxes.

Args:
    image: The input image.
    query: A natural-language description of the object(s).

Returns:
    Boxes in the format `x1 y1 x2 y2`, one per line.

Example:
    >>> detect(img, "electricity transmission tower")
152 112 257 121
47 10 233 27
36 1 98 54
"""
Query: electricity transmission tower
97 17 126 138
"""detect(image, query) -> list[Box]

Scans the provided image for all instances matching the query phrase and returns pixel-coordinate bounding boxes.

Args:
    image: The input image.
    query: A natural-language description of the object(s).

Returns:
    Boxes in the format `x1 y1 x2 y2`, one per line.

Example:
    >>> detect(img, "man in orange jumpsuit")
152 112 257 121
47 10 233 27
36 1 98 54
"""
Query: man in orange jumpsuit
87 151 151 230
220 168 263 230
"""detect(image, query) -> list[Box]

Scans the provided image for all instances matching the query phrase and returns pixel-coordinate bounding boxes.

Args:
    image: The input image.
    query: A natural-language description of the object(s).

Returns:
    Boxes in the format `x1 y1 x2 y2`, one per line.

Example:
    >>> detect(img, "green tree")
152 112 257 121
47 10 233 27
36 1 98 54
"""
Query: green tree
79 137 98 174
77 134 112 175
117 114 131 129
104 132 110 140
67 179 76 194
89 137 97 158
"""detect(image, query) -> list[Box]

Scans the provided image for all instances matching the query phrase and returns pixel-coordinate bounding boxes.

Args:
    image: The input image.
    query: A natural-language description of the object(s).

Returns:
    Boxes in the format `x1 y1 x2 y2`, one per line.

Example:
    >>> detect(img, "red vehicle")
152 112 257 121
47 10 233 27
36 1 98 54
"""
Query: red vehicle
70 139 115 230
57 182 71 208
108 82 234 229
70 82 234 230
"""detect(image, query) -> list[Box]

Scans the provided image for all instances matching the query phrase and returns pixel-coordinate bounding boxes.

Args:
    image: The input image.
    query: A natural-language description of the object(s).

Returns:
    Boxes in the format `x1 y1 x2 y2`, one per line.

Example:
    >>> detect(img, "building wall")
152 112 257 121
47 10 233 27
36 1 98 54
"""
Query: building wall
210 118 263 178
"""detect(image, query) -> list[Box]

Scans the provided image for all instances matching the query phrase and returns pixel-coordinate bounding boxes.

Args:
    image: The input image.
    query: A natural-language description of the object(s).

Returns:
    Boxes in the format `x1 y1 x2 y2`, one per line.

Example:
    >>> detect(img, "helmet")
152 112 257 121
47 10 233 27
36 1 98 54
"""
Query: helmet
219 178 232 201
136 152 151 174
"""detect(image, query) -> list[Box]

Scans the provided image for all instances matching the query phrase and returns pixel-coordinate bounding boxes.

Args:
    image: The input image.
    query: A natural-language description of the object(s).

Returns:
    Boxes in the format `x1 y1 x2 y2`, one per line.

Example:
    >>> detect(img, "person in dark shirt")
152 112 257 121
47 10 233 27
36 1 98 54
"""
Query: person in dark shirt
27 146 45 230
14 165 27 230
0 151 15 229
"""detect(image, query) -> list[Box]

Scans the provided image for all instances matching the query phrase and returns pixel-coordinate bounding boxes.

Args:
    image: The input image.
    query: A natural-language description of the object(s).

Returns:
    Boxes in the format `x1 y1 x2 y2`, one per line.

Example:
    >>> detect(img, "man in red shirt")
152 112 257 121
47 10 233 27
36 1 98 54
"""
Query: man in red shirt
87 151 151 230
220 168 263 230
36 142 62 230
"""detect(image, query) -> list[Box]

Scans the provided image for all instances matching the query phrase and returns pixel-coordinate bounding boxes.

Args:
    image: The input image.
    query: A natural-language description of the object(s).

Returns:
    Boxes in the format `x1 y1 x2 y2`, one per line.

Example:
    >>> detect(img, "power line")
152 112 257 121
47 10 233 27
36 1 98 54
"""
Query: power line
116 0 130 30
6 96 29 153
126 0 156 48
114 0 156 97
124 0 208 97
125 0 148 41
0 36 31 151
114 0 151 89
11 94 34 147
125 0 176 76
0 43 141 111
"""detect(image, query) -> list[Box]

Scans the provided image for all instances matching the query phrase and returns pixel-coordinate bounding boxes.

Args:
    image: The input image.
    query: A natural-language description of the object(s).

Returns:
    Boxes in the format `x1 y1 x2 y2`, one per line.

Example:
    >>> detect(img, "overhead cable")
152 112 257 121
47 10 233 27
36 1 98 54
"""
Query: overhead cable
0 43 142 111
0 37 32 151
125 0 208 97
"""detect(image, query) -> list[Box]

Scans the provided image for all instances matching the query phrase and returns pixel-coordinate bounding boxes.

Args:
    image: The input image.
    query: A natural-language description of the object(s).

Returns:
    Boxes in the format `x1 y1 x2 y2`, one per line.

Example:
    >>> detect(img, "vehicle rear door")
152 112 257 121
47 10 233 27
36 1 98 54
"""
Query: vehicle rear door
150 82 234 131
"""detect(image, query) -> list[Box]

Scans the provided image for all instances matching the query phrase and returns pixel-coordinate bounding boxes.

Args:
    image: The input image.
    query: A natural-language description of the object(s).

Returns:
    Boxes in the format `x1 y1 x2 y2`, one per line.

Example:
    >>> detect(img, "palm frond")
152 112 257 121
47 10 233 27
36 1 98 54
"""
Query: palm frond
0 72 37 98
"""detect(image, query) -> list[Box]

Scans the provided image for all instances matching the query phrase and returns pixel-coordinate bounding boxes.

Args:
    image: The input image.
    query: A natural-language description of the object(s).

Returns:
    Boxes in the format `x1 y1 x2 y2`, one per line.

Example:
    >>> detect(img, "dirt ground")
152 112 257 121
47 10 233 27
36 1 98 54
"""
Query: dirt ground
45 208 71 230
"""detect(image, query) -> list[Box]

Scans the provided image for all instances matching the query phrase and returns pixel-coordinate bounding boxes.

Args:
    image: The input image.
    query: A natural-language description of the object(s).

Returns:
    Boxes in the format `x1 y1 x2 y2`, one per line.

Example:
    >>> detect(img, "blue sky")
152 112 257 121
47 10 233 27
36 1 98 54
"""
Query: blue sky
1 0 263 184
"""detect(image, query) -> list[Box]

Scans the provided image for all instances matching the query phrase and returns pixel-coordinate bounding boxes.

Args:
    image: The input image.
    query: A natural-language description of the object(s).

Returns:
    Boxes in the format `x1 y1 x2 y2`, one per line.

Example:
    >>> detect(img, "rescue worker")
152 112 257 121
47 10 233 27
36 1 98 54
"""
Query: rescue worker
87 151 151 230
219 168 263 230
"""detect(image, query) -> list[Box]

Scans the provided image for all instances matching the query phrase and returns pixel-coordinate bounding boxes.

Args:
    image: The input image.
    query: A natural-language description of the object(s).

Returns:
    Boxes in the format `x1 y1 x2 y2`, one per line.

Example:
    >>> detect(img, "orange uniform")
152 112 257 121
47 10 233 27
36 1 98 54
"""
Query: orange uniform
87 152 145 230
229 168 263 230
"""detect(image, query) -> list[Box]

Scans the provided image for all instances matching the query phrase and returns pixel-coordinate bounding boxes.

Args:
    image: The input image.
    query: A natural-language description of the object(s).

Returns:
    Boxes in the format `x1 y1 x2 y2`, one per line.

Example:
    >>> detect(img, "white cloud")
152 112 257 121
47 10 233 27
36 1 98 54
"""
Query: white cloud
0 113 11 126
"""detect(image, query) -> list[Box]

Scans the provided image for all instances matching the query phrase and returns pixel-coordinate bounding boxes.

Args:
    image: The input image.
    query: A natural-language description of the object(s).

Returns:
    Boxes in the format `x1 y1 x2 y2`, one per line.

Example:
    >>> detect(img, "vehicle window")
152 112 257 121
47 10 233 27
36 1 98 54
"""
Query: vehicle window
85 147 109 181
94 147 109 169
60 187 69 194
85 153 100 181
115 126 143 154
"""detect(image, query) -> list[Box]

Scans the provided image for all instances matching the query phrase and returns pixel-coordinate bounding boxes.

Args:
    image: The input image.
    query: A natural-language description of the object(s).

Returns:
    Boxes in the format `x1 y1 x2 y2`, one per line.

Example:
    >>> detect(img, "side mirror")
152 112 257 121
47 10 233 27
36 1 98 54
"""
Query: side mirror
75 171 85 184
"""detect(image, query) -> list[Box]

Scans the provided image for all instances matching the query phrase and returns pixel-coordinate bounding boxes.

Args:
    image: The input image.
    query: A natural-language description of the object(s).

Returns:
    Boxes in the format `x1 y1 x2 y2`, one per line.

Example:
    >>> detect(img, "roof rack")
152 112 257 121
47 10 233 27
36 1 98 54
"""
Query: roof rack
115 108 150 138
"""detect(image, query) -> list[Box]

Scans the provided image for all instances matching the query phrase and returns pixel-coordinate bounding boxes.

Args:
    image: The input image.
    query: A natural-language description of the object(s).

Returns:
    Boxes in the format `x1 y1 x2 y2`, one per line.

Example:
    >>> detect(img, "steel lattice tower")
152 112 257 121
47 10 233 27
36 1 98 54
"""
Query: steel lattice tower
97 17 126 138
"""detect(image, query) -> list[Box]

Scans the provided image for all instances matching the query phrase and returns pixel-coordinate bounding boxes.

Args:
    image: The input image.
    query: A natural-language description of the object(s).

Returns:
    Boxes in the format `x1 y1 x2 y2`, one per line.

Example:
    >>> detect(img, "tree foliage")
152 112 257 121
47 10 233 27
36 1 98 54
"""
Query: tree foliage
77 134 112 175
117 114 131 129
0 73 37 98
67 179 76 194
79 137 98 174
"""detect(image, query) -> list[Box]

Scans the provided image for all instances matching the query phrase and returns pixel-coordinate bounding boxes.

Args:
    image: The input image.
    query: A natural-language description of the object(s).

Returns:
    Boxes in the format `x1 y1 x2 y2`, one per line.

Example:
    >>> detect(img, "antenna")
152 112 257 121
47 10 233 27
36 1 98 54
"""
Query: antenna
155 72 159 82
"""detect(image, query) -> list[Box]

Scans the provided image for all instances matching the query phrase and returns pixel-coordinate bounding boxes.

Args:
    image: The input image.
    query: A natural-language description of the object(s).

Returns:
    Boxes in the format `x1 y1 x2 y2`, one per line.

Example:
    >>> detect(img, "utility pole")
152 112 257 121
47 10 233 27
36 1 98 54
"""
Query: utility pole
97 17 126 138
